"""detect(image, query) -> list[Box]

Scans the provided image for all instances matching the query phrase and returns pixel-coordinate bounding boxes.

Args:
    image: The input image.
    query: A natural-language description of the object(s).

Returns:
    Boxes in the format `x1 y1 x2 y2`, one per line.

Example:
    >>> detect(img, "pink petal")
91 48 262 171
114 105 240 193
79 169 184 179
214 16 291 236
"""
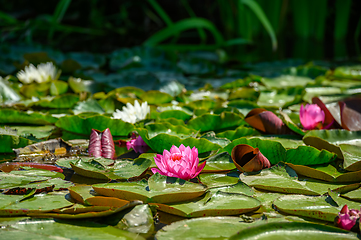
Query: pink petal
192 161 206 178
101 128 115 159
170 145 180 154
88 129 102 158
337 214 357 231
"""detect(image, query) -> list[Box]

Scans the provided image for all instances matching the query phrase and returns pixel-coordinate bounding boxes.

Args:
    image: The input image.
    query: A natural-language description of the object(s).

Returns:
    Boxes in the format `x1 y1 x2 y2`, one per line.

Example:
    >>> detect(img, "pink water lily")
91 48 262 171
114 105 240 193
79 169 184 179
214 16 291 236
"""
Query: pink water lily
126 134 150 153
300 104 325 130
151 144 206 180
335 205 361 231
88 128 115 159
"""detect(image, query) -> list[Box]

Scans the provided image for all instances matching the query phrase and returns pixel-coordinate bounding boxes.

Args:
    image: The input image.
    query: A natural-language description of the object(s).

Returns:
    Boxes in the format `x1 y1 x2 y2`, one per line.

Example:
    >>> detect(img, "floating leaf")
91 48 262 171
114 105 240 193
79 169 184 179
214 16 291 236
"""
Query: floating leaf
0 218 144 239
229 221 357 240
285 146 336 165
0 109 57 125
0 134 33 153
286 163 361 183
137 123 222 154
303 129 361 158
56 115 135 136
140 90 173 104
151 191 261 218
187 112 244 133
93 173 206 203
341 144 361 171
216 126 260 141
201 152 236 173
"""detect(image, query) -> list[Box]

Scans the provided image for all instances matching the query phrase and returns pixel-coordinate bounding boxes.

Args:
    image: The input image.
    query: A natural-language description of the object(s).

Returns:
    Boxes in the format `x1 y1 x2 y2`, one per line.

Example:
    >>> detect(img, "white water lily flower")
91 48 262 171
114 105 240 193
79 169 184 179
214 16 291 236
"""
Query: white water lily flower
16 62 60 84
112 100 150 124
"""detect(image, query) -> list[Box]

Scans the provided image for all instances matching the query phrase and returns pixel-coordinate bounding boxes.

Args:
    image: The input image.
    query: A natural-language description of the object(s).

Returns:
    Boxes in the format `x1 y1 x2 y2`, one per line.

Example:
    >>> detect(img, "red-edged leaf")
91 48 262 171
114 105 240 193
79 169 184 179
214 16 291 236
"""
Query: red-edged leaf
339 98 361 131
312 97 336 129
245 108 292 134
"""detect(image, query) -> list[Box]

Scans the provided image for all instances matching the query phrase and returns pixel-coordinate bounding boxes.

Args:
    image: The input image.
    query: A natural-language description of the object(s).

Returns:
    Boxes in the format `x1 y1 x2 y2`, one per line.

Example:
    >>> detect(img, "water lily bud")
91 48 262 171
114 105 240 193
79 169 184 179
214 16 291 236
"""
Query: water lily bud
88 128 115 159
101 128 115 159
88 129 102 158
299 104 325 130
151 144 206 181
335 205 361 231
126 135 150 153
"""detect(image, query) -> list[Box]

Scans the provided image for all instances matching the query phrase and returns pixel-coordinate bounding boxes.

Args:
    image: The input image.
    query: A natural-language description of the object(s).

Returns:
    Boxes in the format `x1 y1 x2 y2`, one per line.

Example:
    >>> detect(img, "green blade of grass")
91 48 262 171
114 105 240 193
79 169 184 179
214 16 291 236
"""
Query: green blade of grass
180 0 207 44
48 0 72 41
144 17 224 47
147 0 173 26
241 0 277 51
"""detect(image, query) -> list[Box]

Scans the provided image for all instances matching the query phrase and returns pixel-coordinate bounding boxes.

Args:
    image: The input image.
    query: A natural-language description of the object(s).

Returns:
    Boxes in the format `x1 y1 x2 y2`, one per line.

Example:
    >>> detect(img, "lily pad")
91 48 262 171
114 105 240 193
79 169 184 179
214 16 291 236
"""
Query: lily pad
56 115 135 136
285 146 336 165
216 126 260 141
93 173 206 203
156 216 254 240
187 112 244 132
140 90 173 104
28 94 79 109
137 123 222 154
0 109 57 125
287 163 361 183
303 129 361 158
273 194 340 222
229 221 358 240
340 144 361 171
201 152 236 172
151 191 261 218
0 134 33 153
0 218 144 239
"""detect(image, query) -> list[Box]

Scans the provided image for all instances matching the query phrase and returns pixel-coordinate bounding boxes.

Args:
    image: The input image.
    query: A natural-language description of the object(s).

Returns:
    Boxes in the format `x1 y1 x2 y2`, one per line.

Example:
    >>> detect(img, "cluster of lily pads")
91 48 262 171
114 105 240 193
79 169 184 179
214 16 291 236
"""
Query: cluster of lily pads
0 46 361 239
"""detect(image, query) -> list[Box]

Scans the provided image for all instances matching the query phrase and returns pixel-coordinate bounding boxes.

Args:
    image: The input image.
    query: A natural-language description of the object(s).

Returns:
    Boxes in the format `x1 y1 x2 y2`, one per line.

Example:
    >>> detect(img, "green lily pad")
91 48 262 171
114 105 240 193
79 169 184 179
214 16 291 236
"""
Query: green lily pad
229 221 358 240
228 87 259 101
93 173 206 203
258 89 300 108
71 158 151 180
227 99 259 116
201 152 236 172
287 163 361 183
0 134 33 153
56 115 135 136
341 187 361 202
222 137 287 165
340 144 361 171
199 173 239 188
187 112 244 132
303 130 361 159
157 106 193 121
2 177 73 193
216 126 260 141
10 168 65 179
155 216 254 240
0 192 72 216
140 90 173 104
0 218 144 239
152 191 261 218
56 156 114 169
261 75 314 89
5 125 55 139
137 123 222 154
0 109 57 125
73 98 105 115
273 194 340 222
285 146 336 165
240 164 320 195
0 172 49 189
28 94 79 109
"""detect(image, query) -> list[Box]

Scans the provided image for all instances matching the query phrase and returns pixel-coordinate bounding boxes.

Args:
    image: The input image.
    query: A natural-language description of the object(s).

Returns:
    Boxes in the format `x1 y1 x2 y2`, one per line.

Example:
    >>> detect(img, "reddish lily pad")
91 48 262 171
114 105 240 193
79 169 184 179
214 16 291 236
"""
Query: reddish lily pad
245 108 292 134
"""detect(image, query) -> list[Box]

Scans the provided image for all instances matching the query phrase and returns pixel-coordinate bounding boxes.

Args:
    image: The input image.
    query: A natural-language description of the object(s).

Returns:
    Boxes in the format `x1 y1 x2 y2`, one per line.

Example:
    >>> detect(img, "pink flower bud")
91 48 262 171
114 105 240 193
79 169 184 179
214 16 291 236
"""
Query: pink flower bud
300 104 325 130
126 135 150 154
335 205 361 231
88 128 115 159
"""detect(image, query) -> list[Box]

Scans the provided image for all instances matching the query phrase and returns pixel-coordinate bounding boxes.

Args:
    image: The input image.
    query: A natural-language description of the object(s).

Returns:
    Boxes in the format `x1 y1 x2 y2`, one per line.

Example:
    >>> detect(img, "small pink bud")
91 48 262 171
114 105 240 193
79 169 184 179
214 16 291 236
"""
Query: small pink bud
300 104 325 130
88 128 115 159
